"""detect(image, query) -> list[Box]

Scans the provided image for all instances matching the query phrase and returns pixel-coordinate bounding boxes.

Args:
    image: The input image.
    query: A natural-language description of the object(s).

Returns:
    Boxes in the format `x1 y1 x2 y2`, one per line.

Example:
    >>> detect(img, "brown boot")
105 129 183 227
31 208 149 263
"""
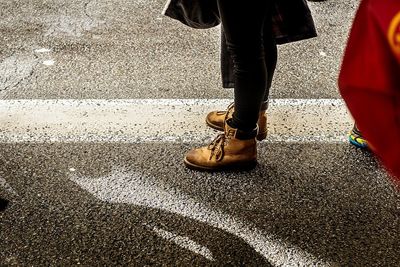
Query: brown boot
184 120 258 171
205 102 268 141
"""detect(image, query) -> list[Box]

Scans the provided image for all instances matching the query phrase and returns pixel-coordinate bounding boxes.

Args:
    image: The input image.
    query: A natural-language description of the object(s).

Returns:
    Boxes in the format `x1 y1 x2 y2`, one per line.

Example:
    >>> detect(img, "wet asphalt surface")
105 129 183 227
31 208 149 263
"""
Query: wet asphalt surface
1 0 400 266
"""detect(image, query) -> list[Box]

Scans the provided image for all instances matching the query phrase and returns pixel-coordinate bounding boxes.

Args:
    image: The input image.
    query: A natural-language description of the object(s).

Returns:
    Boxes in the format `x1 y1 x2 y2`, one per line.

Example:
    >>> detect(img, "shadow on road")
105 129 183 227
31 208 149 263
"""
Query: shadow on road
0 142 399 266
0 198 9 211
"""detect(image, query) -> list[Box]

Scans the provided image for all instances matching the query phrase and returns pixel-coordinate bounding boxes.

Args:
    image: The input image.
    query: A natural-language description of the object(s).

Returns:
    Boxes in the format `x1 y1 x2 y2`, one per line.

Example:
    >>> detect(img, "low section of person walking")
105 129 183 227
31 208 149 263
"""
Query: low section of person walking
163 0 317 171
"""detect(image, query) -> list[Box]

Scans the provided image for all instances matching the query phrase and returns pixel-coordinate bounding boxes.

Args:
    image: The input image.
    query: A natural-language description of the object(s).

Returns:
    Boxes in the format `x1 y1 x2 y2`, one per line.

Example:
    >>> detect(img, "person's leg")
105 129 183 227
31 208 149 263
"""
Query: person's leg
184 2 273 171
255 25 277 139
262 31 277 105
217 0 272 131
206 17 276 136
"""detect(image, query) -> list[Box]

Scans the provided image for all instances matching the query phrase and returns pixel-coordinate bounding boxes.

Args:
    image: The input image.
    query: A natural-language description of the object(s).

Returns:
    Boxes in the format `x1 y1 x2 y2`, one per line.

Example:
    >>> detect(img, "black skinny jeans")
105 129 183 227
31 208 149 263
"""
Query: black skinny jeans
217 0 277 131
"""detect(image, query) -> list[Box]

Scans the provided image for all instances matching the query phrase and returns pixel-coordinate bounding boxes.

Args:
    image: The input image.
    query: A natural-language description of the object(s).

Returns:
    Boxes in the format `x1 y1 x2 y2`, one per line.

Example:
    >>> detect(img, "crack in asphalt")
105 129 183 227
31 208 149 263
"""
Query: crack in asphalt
0 52 39 93
5 62 39 93
0 51 16 70
43 0 100 37
0 52 17 91
83 0 94 24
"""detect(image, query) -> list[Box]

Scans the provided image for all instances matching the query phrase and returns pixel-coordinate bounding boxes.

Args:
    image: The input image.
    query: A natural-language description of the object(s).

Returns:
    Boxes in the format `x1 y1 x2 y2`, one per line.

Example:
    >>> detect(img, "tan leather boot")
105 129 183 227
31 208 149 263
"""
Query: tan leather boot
184 120 258 171
205 102 268 141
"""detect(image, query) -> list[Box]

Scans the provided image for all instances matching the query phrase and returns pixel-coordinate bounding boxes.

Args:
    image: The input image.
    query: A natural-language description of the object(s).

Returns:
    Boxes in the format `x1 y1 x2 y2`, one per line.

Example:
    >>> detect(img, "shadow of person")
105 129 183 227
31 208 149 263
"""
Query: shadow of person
0 176 272 265
0 198 9 211
2 142 399 266
0 142 272 266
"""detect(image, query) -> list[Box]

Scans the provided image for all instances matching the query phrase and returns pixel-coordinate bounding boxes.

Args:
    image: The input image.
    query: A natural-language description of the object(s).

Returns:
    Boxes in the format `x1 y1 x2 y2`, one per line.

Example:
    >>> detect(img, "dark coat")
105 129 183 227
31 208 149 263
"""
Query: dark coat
163 0 317 87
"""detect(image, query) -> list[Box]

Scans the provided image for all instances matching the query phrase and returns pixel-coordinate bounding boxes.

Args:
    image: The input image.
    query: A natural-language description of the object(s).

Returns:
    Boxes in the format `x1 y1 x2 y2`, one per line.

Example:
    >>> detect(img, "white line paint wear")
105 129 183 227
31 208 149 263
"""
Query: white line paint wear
42 60 55 66
144 223 215 261
0 177 18 196
161 0 172 15
69 168 336 266
34 48 52 53
0 99 353 143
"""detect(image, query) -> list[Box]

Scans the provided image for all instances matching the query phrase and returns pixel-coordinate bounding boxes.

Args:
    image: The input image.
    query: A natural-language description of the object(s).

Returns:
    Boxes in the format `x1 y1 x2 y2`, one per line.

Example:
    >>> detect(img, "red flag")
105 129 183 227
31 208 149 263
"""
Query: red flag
339 0 400 186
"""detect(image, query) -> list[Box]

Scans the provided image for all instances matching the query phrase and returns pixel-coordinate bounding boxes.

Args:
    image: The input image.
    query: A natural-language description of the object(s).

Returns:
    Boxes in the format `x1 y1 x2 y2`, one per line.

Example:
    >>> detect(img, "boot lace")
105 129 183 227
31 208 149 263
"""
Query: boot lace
208 134 226 161
208 129 236 162
208 103 236 161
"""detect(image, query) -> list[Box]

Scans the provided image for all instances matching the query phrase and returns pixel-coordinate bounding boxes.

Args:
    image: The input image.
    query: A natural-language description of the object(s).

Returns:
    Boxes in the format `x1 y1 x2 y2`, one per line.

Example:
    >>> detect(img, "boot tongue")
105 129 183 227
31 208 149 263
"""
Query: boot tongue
225 119 258 140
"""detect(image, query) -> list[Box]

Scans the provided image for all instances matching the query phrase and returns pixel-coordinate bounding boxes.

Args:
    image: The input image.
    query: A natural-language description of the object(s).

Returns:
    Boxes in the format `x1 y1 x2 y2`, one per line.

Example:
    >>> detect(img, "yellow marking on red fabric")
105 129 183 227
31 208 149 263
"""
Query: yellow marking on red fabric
388 11 400 56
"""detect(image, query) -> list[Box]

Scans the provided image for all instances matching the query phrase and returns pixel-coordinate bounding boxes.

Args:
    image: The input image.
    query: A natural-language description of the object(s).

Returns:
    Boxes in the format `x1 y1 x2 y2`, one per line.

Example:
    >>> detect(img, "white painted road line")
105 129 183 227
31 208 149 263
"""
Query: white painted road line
0 99 353 143
70 168 336 266
0 177 18 196
144 224 215 261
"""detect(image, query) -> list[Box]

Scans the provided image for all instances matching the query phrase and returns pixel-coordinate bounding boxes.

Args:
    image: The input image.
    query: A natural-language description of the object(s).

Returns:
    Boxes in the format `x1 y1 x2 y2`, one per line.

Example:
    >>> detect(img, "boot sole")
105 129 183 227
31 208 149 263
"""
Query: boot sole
205 117 224 132
205 118 267 141
183 157 257 172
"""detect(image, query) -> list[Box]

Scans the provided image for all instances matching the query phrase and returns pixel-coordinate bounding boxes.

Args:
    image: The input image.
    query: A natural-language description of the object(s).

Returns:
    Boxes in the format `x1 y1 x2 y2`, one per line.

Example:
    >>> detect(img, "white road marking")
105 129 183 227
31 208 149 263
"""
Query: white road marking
144 223 215 261
42 60 55 66
0 99 353 143
162 0 172 15
34 48 52 53
0 177 18 196
0 54 38 93
69 168 336 266
43 15 105 37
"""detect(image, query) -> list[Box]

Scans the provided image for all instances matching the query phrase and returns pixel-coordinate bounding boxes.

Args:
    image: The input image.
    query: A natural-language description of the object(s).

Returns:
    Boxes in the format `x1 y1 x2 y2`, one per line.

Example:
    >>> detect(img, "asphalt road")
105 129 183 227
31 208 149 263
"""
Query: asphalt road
1 0 400 266
1 0 356 99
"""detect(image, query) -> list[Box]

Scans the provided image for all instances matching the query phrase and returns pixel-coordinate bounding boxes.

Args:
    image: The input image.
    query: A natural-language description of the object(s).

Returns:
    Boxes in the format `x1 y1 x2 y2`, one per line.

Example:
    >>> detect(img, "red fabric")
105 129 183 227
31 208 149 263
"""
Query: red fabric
339 0 400 186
